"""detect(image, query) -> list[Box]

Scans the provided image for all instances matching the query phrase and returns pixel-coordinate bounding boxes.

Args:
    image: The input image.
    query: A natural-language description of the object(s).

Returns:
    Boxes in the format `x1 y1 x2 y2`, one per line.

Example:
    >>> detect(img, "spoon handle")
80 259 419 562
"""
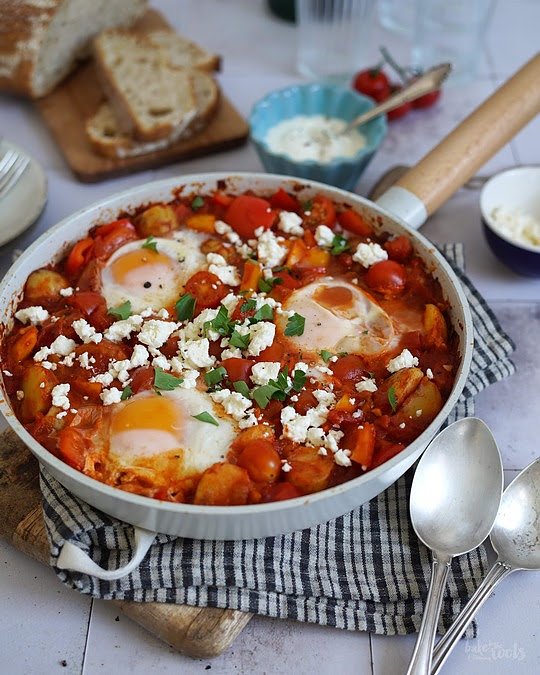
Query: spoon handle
344 63 452 132
406 552 452 675
430 560 513 674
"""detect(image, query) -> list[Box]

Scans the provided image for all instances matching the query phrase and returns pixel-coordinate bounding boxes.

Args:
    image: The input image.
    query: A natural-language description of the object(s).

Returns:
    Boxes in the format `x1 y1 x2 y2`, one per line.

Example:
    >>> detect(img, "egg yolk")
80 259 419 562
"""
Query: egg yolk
110 249 179 285
313 284 354 310
112 396 181 435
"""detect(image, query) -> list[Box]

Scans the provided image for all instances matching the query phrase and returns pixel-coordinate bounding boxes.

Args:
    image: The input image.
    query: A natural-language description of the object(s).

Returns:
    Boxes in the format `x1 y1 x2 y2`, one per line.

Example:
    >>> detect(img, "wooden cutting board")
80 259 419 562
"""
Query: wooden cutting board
34 10 249 183
0 428 252 658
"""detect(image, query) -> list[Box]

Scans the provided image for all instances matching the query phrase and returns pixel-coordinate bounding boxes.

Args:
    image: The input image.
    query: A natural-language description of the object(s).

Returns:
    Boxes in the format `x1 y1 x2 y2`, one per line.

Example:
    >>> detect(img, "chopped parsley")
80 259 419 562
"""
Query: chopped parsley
229 329 251 350
108 300 132 320
252 303 274 322
388 386 398 412
175 293 196 321
320 349 333 363
284 312 305 337
241 298 257 313
120 385 133 400
141 236 158 252
191 195 205 210
258 276 282 293
252 367 293 408
205 305 235 337
153 367 183 391
233 380 251 398
192 411 219 426
302 199 313 212
292 367 307 392
330 234 350 255
204 366 227 388
252 383 281 409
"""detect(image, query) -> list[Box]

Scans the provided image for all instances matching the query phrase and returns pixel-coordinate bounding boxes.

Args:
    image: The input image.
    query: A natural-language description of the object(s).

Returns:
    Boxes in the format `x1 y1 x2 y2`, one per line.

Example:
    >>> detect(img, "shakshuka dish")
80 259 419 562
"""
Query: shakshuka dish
1 187 459 505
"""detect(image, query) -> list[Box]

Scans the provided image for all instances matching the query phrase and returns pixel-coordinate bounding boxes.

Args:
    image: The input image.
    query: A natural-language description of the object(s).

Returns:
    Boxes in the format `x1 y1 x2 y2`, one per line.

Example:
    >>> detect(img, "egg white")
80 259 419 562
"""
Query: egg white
108 388 236 479
101 232 206 313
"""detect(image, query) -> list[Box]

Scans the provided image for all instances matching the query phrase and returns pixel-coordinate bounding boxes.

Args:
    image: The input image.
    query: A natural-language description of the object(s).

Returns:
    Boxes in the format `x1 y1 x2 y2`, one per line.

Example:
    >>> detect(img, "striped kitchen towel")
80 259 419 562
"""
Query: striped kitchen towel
39 244 516 636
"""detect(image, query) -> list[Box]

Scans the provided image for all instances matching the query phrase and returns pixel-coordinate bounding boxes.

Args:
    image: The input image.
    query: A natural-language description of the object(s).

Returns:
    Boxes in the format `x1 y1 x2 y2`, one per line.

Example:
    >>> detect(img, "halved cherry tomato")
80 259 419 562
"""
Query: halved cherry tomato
71 379 102 401
254 340 284 364
331 354 366 387
269 188 300 212
371 441 405 469
238 439 281 483
337 208 372 237
303 195 336 228
384 235 413 261
65 238 94 276
365 260 407 296
57 427 86 471
184 271 227 310
224 195 275 238
266 482 302 502
130 366 155 393
222 358 253 384
352 67 391 102
67 291 106 317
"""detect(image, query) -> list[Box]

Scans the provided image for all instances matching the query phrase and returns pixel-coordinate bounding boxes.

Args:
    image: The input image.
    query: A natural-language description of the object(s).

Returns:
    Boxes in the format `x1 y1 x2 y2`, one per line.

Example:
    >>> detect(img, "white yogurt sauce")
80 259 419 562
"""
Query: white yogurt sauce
265 115 366 163
490 206 540 248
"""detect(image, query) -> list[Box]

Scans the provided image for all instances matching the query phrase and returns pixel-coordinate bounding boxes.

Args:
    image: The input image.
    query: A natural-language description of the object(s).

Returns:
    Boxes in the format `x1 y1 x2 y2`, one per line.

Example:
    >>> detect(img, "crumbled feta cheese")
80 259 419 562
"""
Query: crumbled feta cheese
56 411 67 419
207 252 241 286
39 382 45 389
180 369 199 389
78 352 91 369
280 396 332 444
315 225 335 248
238 413 258 429
281 460 292 473
104 315 144 342
179 337 215 369
313 389 336 407
59 287 74 297
130 344 150 368
51 335 77 356
107 359 131 383
221 293 240 313
61 353 75 367
51 383 70 410
426 368 434 380
221 347 243 360
294 361 309 373
387 349 419 373
41 361 57 370
246 322 276 356
100 387 123 406
399 422 406 429
15 306 49 325
416 409 423 417
355 377 378 393
334 449 352 467
72 318 102 344
89 372 114 386
16 390 24 400
210 389 253 421
352 242 388 267
325 429 344 454
306 427 326 447
278 211 304 236
151 355 171 371
250 361 281 386
140 307 153 318
256 229 287 268
157 308 169 320
3 370 13 377
318 447 328 456
138 320 177 349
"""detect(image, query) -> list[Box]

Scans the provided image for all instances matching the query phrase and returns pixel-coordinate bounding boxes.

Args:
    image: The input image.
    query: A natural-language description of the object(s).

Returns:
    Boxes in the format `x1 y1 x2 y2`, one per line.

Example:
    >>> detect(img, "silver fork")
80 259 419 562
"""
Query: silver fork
0 147 30 200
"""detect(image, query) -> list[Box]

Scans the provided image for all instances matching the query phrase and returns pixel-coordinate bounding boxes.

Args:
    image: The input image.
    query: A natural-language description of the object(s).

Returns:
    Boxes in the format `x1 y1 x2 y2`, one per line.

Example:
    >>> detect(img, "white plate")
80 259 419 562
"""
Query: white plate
0 140 47 247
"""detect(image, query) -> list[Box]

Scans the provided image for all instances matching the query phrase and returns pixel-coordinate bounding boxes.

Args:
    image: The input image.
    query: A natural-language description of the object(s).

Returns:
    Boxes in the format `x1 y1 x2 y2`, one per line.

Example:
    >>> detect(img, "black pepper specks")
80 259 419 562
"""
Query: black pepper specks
144 281 151 288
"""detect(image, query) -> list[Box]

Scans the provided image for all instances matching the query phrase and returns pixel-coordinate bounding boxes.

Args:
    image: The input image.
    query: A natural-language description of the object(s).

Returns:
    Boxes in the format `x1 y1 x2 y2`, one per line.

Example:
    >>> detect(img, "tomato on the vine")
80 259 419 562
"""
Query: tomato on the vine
412 89 441 108
386 85 412 121
352 67 390 103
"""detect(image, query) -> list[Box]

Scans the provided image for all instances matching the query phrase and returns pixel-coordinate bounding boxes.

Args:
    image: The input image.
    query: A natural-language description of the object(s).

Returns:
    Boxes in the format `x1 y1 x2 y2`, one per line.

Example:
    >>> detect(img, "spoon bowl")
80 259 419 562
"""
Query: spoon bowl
406 418 503 675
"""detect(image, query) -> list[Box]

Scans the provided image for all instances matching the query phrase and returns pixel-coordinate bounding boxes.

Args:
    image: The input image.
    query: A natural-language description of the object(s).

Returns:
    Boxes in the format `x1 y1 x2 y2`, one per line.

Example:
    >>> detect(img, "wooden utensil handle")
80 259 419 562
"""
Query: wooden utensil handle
395 53 540 216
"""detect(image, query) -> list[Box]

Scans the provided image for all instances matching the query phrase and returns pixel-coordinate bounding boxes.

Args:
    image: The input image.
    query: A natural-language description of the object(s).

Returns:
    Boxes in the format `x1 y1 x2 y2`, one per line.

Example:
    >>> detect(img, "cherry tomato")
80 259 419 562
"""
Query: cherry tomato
222 357 253 384
384 235 413 261
130 366 155 393
184 270 227 310
365 260 407 296
337 208 372 237
254 340 284 363
224 195 275 238
67 291 106 317
238 439 281 483
65 238 94 276
331 354 366 387
92 219 138 260
57 427 86 471
387 85 412 121
302 195 336 228
412 89 441 109
266 482 302 502
352 67 391 103
269 188 300 212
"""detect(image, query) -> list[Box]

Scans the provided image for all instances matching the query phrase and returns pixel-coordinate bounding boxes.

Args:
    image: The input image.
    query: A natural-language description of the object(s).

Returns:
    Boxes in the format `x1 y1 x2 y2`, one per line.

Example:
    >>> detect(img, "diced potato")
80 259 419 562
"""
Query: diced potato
193 463 251 505
233 424 275 451
423 304 448 348
136 204 177 237
396 377 443 426
20 364 56 421
200 238 238 264
10 326 38 361
186 213 216 233
286 446 334 494
374 367 424 413
24 269 69 302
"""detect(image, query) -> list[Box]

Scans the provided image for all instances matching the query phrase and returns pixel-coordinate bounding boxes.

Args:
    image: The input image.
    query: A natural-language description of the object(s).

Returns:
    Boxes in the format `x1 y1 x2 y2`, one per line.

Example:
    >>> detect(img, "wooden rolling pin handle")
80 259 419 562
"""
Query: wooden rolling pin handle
395 53 540 217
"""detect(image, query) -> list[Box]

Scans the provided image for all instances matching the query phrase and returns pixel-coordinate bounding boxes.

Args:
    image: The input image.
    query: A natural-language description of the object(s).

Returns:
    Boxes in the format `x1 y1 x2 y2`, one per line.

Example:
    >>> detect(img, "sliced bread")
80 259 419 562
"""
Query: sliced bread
0 0 148 98
146 30 221 72
86 69 220 159
93 30 198 142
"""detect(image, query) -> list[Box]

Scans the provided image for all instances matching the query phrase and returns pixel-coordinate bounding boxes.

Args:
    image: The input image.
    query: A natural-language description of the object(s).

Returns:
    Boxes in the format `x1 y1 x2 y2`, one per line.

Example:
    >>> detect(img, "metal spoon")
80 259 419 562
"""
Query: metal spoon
406 418 503 675
343 63 452 133
431 456 540 674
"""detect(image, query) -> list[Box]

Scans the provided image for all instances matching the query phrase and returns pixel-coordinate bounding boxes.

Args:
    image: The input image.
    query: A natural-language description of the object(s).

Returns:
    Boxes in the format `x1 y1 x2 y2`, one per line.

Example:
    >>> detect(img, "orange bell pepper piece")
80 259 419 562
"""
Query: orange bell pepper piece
349 423 376 468
186 213 216 233
286 239 308 267
240 259 262 292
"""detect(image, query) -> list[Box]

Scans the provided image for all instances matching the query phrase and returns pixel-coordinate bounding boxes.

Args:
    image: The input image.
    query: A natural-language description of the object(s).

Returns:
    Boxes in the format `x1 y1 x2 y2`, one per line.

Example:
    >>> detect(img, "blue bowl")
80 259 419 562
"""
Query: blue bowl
249 83 387 191
480 166 540 277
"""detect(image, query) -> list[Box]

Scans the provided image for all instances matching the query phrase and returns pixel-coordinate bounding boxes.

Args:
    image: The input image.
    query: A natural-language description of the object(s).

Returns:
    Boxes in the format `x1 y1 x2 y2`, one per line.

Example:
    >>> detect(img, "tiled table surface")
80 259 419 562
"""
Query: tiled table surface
1 1 539 673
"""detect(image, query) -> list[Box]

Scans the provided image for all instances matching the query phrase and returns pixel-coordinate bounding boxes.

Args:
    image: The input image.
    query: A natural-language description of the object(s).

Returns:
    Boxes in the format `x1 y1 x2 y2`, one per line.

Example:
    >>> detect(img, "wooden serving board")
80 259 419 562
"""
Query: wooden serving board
0 429 252 658
34 10 249 183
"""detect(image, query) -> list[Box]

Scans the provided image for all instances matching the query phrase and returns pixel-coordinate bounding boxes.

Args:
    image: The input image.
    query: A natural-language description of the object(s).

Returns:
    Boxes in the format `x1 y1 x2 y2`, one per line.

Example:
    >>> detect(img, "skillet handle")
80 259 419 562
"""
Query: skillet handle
56 526 156 581
376 52 540 229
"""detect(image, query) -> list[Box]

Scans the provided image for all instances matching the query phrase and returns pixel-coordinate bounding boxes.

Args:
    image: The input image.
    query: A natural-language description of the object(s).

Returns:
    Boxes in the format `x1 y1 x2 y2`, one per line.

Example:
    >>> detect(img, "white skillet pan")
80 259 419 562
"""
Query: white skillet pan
1 55 539 580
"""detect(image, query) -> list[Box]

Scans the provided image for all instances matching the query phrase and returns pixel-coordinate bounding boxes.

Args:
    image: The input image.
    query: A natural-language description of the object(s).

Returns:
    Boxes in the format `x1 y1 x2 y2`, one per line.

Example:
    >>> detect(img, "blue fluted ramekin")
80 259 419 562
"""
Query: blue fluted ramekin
249 83 387 192
480 166 540 277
